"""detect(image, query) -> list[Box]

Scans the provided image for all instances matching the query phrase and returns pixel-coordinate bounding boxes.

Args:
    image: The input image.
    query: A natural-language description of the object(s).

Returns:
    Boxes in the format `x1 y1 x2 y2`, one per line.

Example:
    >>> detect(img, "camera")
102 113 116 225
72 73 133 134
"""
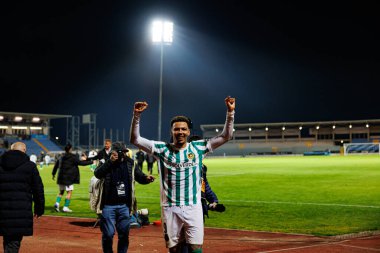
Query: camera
208 203 226 212
111 142 129 162
114 149 125 162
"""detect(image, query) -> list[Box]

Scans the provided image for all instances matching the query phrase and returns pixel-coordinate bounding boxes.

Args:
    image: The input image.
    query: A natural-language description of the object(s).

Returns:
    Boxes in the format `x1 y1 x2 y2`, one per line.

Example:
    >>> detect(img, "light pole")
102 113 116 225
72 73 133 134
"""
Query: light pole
152 20 173 140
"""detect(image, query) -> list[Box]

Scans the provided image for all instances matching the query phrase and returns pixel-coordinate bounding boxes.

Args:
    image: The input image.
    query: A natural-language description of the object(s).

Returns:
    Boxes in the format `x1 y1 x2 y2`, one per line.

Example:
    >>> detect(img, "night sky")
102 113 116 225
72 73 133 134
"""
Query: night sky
1 1 379 142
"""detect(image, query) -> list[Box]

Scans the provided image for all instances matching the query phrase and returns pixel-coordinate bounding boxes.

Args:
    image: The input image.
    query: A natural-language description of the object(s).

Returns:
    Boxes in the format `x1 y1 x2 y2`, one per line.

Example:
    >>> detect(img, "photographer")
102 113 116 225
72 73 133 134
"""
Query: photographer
94 142 154 253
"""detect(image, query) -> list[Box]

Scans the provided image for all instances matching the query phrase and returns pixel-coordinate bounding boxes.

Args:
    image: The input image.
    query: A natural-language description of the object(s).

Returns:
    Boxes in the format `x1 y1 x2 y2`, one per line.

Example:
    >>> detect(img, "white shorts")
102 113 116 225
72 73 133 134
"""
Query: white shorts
161 203 204 248
59 184 74 191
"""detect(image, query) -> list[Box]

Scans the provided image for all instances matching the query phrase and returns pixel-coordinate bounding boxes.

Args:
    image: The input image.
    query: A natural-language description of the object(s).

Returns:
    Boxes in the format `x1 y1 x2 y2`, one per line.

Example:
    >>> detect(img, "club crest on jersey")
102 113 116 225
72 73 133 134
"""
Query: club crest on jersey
187 153 195 159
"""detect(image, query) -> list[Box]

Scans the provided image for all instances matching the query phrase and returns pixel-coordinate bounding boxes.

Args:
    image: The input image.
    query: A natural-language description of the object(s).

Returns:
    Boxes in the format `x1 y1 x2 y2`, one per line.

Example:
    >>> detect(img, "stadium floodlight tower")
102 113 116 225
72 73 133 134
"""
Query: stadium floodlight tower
151 19 173 140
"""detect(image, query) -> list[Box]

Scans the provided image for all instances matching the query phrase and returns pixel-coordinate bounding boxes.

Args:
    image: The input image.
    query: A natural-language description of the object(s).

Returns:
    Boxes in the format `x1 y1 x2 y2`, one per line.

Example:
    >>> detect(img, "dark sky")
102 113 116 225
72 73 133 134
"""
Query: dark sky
1 1 379 142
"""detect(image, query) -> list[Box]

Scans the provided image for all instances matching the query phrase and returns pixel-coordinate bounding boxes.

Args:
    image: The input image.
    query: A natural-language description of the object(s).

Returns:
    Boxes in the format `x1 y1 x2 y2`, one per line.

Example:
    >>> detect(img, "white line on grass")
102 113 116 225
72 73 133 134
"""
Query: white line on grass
222 199 380 209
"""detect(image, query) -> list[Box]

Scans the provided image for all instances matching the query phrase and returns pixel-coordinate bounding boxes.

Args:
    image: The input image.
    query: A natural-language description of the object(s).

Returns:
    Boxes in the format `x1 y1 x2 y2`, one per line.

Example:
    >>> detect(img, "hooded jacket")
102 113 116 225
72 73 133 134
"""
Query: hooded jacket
0 150 45 236
52 152 92 185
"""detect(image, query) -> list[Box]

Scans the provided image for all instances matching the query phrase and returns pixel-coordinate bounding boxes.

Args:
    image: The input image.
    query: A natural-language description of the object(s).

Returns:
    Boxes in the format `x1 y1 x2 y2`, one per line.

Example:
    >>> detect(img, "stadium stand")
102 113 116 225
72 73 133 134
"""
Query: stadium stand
201 119 380 156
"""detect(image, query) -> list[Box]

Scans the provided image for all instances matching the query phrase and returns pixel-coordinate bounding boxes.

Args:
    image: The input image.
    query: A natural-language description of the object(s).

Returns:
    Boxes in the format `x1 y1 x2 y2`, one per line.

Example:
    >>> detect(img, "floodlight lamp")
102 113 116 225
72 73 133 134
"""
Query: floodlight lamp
32 117 40 122
0 116 3 121
248 127 252 131
282 126 285 131
233 128 236 132
55 136 59 140
366 124 369 128
332 125 336 129
340 140 343 143
316 126 320 130
14 116 22 122
265 127 269 131
299 126 302 130
349 124 352 129
215 128 219 132
152 20 173 44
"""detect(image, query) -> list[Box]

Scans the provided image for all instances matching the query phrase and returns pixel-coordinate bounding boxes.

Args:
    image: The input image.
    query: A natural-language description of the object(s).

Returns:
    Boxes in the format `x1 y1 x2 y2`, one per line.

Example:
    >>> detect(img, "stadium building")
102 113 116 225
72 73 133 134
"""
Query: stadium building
201 119 380 156
0 112 71 156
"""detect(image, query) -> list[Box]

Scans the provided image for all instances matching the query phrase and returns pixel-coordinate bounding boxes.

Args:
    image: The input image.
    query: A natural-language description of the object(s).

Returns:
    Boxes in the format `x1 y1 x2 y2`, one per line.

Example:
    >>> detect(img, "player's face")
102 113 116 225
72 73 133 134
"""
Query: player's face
171 122 190 147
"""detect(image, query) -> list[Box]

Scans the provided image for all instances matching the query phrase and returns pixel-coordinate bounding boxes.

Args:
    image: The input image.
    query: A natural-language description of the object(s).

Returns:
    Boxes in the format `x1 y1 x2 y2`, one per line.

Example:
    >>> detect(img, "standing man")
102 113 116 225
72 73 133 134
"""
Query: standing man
0 142 45 253
130 96 235 253
90 139 112 165
135 149 145 171
145 153 155 175
94 142 155 253
52 143 92 212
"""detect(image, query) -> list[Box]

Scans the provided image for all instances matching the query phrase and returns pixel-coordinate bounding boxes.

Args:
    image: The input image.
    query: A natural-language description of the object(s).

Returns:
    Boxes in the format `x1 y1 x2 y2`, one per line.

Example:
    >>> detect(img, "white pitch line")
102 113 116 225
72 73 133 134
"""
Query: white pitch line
256 241 346 253
221 199 380 209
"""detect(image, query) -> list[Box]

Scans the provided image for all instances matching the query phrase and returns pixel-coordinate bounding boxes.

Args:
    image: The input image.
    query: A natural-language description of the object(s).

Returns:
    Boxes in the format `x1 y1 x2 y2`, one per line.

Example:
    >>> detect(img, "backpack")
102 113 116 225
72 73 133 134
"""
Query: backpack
89 176 104 214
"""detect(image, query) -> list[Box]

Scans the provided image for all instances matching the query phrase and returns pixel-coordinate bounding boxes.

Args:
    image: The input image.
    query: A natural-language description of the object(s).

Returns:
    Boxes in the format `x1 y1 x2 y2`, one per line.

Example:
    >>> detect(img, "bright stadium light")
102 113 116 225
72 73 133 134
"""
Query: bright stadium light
366 123 369 128
248 127 252 131
265 127 269 131
152 20 173 44
32 117 40 122
282 126 285 131
349 124 352 129
151 19 173 140
14 116 22 122
299 126 302 130
332 125 336 129
0 115 3 121
215 128 219 132
316 126 320 130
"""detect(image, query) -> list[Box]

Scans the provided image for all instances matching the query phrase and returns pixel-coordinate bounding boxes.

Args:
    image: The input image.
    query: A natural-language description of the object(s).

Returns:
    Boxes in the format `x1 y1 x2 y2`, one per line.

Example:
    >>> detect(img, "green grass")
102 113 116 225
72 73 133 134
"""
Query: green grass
40 155 380 236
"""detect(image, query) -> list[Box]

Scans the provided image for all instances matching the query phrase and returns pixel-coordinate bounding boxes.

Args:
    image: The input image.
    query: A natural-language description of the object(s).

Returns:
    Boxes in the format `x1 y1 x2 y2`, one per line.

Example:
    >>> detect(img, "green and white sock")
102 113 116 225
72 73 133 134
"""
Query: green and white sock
64 198 71 207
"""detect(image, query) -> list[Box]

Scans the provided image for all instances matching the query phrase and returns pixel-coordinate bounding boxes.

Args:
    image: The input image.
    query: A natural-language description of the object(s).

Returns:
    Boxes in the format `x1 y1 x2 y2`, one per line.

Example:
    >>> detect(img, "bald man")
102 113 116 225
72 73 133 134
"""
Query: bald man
0 142 45 253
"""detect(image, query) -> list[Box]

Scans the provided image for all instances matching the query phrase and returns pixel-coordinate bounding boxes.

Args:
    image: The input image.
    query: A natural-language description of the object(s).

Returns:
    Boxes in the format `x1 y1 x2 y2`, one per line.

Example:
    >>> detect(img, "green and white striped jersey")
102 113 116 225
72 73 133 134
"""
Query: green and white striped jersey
152 140 209 206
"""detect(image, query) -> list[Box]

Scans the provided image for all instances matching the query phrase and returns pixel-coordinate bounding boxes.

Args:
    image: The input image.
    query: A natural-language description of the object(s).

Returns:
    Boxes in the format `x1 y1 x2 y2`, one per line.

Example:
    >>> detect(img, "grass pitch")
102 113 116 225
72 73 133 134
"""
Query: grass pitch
40 155 380 236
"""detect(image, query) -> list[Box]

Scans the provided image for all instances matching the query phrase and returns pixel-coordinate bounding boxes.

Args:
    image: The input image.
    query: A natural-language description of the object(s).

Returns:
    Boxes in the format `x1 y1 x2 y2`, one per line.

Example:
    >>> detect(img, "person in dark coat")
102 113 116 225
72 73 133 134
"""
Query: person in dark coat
89 139 112 165
0 142 45 253
52 143 92 212
94 142 155 253
135 149 145 171
145 153 155 175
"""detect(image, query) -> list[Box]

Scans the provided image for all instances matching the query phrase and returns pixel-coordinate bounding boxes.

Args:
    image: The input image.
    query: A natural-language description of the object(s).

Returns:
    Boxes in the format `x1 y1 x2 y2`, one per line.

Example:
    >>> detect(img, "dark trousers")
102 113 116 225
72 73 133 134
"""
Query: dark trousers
100 204 130 253
3 235 23 253
137 162 143 171
147 163 153 174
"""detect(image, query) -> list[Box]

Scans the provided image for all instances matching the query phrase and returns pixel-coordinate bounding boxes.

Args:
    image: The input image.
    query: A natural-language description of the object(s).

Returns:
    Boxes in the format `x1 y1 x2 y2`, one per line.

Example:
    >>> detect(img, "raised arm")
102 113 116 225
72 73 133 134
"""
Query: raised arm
129 102 154 154
209 96 235 151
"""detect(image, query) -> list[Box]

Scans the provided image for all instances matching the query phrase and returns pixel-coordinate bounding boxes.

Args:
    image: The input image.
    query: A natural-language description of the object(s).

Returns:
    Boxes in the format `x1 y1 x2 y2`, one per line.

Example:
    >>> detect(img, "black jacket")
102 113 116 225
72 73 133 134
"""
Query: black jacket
52 152 92 185
94 156 150 210
90 148 111 163
0 150 45 236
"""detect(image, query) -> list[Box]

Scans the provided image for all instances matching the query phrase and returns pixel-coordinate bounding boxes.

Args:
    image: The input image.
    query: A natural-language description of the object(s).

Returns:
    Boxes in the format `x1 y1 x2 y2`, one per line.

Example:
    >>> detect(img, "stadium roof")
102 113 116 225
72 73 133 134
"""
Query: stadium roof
0 111 71 121
201 119 380 130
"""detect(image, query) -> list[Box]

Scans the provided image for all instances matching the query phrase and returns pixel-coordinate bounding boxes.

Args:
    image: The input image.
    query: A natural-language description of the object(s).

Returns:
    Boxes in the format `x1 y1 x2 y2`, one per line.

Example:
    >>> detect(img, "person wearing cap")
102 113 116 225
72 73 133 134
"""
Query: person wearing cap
94 142 155 253
0 142 45 253
130 96 235 253
52 143 93 212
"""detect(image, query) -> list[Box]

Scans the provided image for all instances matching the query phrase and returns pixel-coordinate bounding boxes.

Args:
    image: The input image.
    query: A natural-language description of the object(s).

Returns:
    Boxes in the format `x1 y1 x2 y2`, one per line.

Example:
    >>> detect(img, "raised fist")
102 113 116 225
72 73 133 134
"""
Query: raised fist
134 102 148 113
225 96 235 112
